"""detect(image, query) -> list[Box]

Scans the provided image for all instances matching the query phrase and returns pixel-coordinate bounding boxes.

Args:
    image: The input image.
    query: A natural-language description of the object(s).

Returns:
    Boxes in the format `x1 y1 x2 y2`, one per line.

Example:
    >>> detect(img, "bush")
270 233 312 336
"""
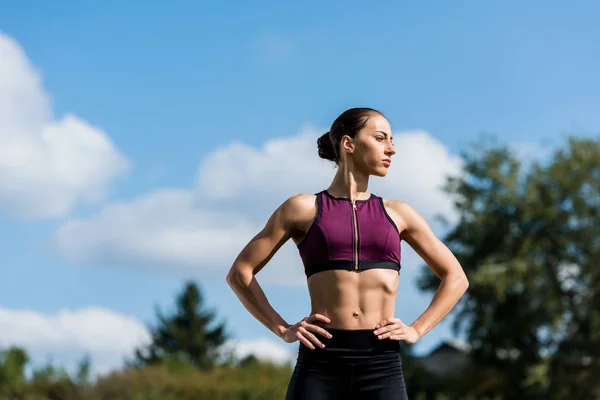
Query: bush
88 361 293 400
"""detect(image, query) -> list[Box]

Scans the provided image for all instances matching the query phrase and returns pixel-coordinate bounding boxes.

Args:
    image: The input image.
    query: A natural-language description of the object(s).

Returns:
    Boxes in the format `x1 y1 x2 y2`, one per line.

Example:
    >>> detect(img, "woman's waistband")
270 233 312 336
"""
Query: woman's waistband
298 327 400 357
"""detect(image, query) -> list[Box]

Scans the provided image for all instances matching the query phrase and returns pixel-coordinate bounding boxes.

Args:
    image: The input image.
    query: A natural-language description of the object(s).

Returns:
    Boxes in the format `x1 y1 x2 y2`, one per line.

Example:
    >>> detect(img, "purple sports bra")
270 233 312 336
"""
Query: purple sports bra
297 190 402 279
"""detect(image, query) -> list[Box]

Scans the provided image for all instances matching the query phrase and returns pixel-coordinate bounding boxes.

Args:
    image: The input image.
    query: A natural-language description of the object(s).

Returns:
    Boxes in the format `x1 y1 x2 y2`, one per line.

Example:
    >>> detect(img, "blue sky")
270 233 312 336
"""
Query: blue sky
1 0 599 374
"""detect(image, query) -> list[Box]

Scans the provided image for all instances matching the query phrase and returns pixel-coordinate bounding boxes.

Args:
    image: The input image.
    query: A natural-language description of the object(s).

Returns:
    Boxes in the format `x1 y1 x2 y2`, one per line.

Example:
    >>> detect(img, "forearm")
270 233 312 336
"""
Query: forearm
226 268 290 339
410 273 468 338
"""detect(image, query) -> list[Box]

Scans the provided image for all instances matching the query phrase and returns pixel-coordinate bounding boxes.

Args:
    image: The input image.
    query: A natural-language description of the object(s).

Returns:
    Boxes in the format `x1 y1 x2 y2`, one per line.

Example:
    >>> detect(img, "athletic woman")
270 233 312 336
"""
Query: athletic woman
226 108 469 399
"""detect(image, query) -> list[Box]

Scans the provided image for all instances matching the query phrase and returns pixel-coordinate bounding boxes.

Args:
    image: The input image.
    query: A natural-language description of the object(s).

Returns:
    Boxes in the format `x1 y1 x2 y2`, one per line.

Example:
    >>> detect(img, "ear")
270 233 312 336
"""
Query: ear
340 135 356 154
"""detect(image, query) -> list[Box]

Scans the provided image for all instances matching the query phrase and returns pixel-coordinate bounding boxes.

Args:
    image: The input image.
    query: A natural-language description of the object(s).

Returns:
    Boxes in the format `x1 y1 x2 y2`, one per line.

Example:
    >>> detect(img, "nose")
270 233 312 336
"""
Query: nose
386 142 396 157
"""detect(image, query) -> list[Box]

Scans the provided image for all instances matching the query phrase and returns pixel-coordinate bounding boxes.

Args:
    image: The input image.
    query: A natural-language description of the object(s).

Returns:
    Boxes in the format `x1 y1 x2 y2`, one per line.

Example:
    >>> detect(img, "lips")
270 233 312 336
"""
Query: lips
383 159 391 167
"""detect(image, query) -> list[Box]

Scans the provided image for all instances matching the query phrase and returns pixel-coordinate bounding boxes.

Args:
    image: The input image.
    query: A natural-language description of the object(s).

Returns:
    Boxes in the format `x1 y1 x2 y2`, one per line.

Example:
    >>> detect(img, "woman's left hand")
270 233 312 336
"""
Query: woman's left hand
373 317 421 344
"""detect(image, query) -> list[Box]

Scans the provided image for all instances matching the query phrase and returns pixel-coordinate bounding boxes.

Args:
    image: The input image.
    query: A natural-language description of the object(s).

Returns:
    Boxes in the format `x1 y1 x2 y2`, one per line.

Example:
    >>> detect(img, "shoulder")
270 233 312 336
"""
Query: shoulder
382 199 420 216
381 198 428 234
260 193 317 233
278 193 318 223
281 193 317 212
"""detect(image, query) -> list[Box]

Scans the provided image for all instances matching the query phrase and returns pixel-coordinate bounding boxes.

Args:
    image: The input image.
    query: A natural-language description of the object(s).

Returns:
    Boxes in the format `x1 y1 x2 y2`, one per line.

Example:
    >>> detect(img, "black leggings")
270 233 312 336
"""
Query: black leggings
285 328 409 399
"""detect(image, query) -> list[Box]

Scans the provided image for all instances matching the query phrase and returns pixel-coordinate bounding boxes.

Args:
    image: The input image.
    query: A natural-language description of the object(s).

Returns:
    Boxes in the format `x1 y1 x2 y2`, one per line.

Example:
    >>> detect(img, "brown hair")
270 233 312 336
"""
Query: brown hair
317 107 384 163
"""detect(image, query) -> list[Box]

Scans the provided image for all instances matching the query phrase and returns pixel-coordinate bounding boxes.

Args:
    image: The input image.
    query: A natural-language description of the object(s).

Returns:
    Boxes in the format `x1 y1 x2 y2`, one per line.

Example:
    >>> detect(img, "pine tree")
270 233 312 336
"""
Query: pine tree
134 280 229 370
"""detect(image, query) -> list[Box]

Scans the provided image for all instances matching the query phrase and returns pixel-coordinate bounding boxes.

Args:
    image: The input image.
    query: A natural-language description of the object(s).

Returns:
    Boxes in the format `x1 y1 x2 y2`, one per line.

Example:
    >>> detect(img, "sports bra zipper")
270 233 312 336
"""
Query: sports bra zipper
352 201 358 270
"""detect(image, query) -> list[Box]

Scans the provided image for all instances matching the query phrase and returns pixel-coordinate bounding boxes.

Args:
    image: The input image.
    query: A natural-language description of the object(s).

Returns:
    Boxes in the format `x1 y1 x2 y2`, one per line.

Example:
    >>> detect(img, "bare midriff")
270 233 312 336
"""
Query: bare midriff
307 268 399 330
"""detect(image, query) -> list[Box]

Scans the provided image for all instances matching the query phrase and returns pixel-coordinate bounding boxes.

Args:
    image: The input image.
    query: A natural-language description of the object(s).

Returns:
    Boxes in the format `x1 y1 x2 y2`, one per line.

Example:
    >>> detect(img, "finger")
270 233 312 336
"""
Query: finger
377 317 402 329
375 318 393 328
299 327 325 348
374 324 393 334
303 323 333 339
374 321 401 335
296 331 315 350
300 336 316 349
378 329 404 340
309 314 331 324
301 320 331 339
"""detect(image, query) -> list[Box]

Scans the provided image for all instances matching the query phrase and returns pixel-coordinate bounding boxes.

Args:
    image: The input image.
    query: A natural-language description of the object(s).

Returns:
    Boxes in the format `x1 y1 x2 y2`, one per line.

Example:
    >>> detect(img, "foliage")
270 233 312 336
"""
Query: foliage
0 347 28 398
90 361 292 400
0 348 292 400
132 280 229 371
0 343 518 399
418 136 600 399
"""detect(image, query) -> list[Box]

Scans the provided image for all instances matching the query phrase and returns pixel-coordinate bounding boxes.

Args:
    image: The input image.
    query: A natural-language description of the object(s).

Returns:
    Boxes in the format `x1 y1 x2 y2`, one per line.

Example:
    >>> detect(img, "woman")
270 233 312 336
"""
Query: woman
226 107 469 399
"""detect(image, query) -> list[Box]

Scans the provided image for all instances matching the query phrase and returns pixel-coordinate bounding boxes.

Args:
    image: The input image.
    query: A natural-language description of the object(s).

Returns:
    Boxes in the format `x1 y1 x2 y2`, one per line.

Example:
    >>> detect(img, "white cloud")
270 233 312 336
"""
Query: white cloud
0 32 128 219
370 130 462 222
195 127 334 213
221 337 296 366
196 128 462 222
53 189 260 277
0 305 299 376
51 126 462 285
0 306 151 376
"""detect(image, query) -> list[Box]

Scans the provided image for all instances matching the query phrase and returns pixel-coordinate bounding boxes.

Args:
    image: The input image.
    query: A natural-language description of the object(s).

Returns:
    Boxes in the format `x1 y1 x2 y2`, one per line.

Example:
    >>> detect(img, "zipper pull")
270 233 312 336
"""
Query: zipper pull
352 201 357 210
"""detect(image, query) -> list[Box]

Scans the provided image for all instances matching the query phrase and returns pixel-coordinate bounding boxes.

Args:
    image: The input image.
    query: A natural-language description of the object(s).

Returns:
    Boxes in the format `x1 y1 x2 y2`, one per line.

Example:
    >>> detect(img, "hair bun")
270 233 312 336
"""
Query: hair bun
317 131 337 162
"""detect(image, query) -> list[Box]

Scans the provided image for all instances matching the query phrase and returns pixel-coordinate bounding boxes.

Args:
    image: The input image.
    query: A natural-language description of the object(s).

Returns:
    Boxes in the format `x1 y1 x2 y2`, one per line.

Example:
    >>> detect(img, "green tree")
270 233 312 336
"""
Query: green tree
28 357 79 400
75 353 92 386
0 346 29 397
134 280 229 370
418 136 600 399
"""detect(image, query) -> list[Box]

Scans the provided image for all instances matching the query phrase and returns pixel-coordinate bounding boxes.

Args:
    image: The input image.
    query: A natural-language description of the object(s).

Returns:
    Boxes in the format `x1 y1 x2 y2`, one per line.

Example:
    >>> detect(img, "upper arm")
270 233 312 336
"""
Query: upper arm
389 200 465 280
226 195 309 279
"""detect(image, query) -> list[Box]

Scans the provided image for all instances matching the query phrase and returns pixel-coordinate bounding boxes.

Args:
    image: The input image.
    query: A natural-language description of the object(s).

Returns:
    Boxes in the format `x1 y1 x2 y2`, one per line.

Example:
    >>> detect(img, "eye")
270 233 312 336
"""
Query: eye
376 136 385 141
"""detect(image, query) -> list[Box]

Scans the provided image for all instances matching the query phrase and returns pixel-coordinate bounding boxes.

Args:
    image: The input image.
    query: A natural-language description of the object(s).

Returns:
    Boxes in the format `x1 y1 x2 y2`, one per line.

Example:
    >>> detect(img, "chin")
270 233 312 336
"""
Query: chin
371 167 389 177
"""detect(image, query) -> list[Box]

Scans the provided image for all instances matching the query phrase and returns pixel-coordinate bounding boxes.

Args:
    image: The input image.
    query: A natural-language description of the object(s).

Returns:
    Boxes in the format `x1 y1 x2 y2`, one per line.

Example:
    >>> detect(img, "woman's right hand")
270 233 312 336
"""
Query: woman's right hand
281 313 333 349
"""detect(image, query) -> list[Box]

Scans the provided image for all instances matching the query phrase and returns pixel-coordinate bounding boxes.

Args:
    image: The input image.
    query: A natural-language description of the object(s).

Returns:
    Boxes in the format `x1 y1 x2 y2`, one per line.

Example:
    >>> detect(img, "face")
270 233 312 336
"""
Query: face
342 114 396 177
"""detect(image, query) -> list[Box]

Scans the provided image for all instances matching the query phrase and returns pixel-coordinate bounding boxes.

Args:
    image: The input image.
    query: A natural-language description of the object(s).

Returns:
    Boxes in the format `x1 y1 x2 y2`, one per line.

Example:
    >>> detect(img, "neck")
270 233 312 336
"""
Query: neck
327 161 370 201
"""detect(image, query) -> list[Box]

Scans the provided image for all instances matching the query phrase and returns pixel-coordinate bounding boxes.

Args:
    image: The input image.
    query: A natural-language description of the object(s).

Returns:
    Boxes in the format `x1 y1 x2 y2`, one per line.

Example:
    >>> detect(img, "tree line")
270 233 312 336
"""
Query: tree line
1 135 598 399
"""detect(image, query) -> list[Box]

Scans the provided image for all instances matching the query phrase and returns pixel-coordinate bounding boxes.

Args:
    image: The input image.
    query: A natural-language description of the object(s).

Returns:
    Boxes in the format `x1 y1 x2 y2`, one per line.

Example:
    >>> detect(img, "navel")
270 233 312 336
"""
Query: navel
352 311 360 319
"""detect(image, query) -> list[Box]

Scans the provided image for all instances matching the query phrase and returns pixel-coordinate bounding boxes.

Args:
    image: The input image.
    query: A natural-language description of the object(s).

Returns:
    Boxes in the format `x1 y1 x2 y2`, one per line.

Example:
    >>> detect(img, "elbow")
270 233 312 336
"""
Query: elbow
225 264 253 287
456 273 469 294
462 276 469 292
444 270 469 293
225 268 239 287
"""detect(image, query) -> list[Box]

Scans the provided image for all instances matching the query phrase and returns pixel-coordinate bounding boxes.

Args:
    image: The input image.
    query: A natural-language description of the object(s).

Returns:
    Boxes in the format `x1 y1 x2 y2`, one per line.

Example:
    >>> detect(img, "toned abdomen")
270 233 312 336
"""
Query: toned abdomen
307 269 400 330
